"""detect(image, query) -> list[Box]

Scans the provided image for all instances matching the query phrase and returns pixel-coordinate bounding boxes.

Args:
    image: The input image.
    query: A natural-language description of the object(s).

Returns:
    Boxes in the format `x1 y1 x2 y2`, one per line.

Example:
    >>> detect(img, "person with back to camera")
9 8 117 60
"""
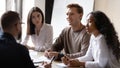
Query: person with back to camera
62 11 120 68
21 7 53 52
0 11 36 68
44 3 90 60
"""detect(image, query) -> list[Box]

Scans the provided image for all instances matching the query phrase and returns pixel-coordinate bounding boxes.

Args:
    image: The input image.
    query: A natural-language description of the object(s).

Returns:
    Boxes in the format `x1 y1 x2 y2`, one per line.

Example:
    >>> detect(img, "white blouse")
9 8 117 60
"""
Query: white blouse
21 23 53 52
77 34 120 68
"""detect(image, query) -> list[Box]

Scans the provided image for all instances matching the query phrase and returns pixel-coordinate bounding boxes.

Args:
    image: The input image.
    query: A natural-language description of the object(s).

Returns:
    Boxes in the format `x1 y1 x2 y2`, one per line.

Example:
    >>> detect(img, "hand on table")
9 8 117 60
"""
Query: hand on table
44 49 58 59
61 55 70 65
68 59 81 67
61 56 85 67
39 61 51 68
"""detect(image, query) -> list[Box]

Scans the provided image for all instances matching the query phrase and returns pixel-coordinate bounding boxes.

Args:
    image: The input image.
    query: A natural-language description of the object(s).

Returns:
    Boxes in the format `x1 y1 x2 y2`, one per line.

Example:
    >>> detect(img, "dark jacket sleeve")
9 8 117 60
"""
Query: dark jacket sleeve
19 44 36 68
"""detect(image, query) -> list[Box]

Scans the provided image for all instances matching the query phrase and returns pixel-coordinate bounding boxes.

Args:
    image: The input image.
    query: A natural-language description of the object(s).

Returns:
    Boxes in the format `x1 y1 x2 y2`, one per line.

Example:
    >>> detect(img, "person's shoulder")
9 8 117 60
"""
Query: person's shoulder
98 34 105 41
79 27 88 36
44 23 53 29
17 43 28 51
44 23 52 27
58 26 71 35
62 26 71 31
81 27 87 33
91 34 104 41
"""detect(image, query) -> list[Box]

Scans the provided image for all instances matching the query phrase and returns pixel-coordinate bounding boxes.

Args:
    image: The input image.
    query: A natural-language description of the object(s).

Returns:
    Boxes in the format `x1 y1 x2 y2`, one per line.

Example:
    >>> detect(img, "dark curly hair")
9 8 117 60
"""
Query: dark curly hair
90 11 120 61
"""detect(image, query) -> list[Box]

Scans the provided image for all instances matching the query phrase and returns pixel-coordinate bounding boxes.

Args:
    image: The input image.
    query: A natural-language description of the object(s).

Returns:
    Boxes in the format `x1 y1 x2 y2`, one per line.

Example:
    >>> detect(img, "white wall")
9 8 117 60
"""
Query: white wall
94 0 120 40
0 0 6 27
21 0 34 41
34 0 45 15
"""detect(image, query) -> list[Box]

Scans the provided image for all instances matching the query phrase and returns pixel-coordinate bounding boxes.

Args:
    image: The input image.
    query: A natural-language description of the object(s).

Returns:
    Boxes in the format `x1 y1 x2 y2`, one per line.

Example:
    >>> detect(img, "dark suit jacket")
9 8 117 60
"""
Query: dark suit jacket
0 32 36 68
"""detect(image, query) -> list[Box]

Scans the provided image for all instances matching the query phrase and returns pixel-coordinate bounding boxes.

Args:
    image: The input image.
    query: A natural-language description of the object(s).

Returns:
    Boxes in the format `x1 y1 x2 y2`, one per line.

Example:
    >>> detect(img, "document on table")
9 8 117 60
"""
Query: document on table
29 50 50 63
33 55 51 67
55 63 67 68
33 56 51 63
55 63 83 68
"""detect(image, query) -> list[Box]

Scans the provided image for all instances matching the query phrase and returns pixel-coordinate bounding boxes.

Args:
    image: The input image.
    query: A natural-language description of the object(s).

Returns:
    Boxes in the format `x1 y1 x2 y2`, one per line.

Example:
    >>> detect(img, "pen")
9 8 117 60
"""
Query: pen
34 61 44 64
50 56 56 63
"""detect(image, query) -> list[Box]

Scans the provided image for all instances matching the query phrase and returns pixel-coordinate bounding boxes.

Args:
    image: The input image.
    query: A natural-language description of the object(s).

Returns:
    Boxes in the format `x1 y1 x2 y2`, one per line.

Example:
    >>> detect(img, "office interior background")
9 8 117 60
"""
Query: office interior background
0 0 120 42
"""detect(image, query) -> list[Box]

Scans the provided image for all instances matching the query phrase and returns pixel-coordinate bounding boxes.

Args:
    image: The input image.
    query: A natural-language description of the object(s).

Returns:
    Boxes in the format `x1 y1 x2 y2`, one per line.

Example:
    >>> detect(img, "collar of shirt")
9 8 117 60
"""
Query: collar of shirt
92 34 103 40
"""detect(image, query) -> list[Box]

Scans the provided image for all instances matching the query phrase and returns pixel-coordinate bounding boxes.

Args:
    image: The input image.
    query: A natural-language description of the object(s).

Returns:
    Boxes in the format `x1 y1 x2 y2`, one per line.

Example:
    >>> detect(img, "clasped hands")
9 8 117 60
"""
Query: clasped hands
61 56 82 67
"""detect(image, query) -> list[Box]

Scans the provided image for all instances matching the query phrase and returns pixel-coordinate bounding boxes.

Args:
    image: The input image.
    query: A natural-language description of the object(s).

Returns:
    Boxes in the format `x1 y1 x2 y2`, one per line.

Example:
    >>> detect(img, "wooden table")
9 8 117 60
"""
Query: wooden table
29 50 83 68
29 50 65 68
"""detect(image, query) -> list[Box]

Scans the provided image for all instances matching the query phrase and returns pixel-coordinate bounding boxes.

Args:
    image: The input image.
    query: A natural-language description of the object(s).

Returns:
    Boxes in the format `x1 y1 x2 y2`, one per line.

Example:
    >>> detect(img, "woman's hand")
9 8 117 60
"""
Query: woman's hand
62 56 85 67
40 61 51 68
61 55 70 65
68 59 85 67
68 59 81 67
